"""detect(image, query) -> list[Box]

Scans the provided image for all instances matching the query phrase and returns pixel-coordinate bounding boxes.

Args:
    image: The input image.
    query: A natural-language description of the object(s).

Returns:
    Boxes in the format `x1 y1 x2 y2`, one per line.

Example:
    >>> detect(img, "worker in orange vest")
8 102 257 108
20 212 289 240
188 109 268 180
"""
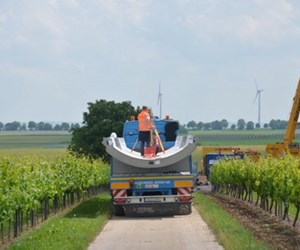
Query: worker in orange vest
138 106 152 156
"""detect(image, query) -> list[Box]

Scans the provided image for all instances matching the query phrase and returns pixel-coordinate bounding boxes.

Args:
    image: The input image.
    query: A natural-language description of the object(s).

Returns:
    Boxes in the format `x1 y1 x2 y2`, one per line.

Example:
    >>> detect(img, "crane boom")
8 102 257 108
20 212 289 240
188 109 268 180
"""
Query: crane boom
266 78 300 157
283 78 300 145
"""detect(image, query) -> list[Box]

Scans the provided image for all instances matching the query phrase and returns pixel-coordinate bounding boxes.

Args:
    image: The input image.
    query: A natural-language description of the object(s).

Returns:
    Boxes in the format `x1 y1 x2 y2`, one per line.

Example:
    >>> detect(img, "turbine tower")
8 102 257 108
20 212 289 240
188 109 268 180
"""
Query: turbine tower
157 82 162 119
254 81 264 125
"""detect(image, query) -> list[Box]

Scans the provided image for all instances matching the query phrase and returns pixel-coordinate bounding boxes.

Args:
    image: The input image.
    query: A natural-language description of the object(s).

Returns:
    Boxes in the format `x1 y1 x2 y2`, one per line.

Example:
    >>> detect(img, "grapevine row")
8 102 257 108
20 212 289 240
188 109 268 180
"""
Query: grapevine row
0 154 109 243
210 155 300 227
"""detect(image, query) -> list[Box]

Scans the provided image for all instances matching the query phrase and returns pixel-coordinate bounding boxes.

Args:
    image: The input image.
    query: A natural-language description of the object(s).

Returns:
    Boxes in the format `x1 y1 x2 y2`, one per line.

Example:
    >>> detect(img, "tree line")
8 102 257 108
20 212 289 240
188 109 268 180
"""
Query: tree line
0 121 80 131
0 119 289 133
185 119 289 131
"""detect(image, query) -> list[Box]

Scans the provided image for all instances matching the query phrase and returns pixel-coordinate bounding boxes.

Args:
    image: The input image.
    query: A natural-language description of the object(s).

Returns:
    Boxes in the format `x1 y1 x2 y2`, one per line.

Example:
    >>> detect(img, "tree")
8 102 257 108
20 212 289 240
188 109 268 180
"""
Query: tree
231 124 236 130
187 120 197 130
5 121 21 131
37 122 45 130
279 120 288 129
54 124 62 131
35 122 52 130
71 123 80 130
221 119 229 129
263 123 269 129
203 122 211 130
211 120 223 130
0 122 3 131
178 124 188 135
69 100 139 162
246 121 254 130
237 119 246 130
61 122 70 131
44 123 53 130
255 123 260 129
20 123 27 130
269 119 279 129
269 119 288 130
196 122 203 130
28 121 37 130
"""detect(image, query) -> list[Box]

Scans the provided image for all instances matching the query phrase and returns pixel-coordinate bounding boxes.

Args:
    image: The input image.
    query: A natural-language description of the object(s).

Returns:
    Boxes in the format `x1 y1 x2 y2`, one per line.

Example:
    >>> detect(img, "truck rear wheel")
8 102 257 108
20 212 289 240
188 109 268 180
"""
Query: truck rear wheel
113 205 125 216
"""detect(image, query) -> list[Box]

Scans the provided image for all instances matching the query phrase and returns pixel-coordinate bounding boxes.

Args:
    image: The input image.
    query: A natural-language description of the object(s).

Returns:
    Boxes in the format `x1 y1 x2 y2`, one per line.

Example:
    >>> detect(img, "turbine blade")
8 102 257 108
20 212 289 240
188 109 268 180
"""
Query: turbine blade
255 79 258 91
254 92 259 103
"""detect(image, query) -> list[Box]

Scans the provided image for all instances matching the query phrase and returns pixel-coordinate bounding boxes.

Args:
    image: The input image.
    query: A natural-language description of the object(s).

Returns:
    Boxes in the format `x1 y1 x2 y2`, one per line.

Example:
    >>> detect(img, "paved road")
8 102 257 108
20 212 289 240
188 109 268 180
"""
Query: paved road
88 206 223 250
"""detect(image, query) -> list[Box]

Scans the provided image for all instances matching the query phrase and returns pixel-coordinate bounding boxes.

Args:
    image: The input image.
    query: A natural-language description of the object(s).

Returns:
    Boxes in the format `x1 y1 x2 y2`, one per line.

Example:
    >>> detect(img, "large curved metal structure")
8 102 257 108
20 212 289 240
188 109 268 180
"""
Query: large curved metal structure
102 135 197 169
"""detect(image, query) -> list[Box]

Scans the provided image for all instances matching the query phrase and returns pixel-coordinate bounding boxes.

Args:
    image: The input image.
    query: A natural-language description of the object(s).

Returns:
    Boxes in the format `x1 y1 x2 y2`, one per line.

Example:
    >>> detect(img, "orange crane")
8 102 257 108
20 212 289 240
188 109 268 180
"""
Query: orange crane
266 78 300 157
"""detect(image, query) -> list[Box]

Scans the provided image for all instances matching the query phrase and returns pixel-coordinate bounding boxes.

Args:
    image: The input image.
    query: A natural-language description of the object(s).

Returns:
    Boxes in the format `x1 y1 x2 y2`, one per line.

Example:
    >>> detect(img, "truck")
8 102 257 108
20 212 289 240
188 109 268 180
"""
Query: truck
200 147 259 184
266 78 300 157
102 117 198 216
202 147 244 179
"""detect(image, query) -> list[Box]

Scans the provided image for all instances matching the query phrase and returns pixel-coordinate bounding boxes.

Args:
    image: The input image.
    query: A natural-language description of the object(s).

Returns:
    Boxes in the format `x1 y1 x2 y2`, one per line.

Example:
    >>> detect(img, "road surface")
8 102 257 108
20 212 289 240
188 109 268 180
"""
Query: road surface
88 206 223 250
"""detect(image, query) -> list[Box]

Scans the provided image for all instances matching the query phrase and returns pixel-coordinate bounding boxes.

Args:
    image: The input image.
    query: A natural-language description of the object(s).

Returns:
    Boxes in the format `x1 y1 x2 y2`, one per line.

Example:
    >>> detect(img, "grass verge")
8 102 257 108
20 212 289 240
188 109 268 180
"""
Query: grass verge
193 192 272 250
8 193 111 250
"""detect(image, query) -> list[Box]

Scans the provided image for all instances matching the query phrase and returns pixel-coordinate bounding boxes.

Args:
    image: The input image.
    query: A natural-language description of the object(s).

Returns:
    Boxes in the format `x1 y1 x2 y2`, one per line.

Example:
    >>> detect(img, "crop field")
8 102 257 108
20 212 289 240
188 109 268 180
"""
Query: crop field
1 129 298 149
0 131 70 159
0 131 71 149
190 129 289 135
189 129 300 146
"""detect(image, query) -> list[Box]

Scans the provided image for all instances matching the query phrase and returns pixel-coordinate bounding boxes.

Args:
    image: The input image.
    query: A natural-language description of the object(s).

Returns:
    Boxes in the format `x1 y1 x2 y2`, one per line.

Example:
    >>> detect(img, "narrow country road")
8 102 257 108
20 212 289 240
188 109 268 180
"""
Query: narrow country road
88 206 223 250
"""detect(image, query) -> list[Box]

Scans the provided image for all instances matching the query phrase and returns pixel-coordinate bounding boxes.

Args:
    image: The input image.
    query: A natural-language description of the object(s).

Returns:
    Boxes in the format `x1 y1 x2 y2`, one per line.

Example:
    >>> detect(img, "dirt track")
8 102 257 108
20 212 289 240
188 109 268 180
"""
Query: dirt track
88 207 223 250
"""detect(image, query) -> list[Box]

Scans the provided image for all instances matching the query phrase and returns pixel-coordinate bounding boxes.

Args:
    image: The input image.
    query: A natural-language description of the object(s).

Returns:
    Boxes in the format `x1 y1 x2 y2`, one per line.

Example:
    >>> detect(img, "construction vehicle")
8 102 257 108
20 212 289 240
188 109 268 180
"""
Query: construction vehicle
200 147 260 183
102 116 198 216
202 147 244 180
266 78 300 157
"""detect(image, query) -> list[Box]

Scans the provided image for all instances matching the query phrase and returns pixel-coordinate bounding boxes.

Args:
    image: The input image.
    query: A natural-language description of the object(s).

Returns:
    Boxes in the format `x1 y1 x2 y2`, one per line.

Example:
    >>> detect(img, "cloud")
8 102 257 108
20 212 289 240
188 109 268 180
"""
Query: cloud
0 14 7 24
0 1 70 53
48 0 58 8
96 0 151 28
236 0 300 45
0 0 299 123
182 0 300 46
0 62 51 81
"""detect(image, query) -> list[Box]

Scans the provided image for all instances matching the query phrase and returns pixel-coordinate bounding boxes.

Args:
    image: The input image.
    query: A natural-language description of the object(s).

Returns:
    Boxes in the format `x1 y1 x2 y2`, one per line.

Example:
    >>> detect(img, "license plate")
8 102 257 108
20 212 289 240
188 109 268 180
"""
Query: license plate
144 197 163 202
145 184 159 188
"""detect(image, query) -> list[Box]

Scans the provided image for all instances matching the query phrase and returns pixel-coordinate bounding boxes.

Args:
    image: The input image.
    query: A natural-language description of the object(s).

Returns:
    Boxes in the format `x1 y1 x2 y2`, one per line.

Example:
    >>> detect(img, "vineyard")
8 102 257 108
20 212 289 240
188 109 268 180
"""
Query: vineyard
0 154 109 245
210 155 300 227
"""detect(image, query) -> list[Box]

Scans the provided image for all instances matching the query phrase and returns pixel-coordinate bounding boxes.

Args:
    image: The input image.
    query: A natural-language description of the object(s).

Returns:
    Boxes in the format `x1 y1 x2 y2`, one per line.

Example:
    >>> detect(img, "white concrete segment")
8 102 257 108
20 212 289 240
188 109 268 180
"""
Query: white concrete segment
102 135 197 168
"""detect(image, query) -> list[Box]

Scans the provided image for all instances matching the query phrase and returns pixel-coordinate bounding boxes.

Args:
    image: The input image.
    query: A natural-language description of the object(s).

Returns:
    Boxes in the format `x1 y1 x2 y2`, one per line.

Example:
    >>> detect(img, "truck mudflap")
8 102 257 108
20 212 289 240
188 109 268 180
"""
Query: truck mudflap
117 202 192 217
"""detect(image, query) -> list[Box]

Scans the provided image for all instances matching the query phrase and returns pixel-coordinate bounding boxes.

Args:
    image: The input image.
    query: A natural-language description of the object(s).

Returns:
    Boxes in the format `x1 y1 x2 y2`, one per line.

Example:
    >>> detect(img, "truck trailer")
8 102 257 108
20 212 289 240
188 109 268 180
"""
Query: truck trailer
102 118 198 216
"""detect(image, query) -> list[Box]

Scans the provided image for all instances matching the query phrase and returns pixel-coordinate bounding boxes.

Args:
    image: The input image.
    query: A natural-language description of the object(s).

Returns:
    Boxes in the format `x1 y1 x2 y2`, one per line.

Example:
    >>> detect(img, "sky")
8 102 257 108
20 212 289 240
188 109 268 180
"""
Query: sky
0 0 300 125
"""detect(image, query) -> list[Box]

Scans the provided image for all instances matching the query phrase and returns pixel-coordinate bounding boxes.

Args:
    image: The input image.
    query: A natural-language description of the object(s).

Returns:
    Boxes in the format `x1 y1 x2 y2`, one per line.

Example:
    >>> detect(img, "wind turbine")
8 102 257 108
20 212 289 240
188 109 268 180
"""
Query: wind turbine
254 81 264 125
157 82 162 119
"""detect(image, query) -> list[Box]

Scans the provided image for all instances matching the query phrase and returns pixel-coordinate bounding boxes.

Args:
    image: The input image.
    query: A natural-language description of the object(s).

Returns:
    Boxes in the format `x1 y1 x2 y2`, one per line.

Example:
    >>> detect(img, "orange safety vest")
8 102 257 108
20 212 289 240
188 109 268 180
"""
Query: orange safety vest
138 110 152 131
